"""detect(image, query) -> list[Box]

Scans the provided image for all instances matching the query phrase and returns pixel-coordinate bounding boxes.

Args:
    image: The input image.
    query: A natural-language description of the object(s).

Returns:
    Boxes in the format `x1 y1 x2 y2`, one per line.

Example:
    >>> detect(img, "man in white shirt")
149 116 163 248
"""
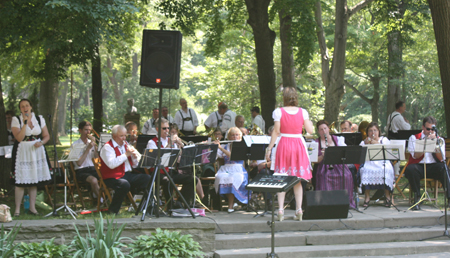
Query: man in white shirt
204 102 236 134
72 121 100 198
250 106 265 134
142 108 159 135
161 106 174 124
385 101 411 138
174 98 198 136
100 125 150 214
404 116 449 210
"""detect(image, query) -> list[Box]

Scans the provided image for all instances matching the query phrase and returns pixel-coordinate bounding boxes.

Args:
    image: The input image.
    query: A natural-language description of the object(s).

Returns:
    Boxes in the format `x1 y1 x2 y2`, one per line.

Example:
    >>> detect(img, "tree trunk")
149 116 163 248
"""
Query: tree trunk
132 53 139 77
315 0 374 123
39 54 60 145
107 56 122 104
279 9 296 88
428 0 450 136
386 29 403 114
245 0 277 132
92 45 103 134
370 76 381 123
0 71 13 192
58 79 69 136
7 83 17 111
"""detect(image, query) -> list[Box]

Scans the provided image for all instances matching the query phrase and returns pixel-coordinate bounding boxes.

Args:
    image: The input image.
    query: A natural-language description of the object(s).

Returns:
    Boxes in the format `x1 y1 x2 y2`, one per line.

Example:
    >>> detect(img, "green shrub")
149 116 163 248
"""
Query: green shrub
15 238 70 258
70 212 131 258
0 223 21 258
129 228 204 258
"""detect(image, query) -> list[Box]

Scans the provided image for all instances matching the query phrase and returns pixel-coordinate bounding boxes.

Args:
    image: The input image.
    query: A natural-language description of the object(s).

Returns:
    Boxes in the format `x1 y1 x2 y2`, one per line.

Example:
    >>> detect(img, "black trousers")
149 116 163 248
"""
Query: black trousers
404 162 450 198
161 169 197 207
104 172 151 214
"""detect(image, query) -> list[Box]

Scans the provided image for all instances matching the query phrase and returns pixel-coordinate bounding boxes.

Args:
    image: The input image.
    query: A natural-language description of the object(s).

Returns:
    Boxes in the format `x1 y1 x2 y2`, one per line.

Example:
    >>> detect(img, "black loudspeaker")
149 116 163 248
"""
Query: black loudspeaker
303 190 349 220
140 30 182 89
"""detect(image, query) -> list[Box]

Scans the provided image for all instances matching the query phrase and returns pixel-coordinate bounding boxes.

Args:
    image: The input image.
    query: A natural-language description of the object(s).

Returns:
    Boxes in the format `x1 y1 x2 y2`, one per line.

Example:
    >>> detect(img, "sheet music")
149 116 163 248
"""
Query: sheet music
243 135 270 147
306 142 318 163
365 144 405 161
415 139 438 153
390 140 406 153
59 143 86 162
160 152 171 167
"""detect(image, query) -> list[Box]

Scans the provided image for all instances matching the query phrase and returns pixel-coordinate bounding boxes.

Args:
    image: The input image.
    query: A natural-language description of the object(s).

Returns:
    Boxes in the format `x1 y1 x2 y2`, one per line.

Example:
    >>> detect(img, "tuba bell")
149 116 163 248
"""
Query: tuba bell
329 121 339 134
250 124 264 135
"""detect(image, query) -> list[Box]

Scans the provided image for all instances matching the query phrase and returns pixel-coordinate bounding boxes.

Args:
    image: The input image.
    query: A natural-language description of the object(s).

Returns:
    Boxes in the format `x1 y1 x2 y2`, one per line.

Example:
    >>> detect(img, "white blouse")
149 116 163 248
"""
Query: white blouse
11 113 46 136
272 108 309 122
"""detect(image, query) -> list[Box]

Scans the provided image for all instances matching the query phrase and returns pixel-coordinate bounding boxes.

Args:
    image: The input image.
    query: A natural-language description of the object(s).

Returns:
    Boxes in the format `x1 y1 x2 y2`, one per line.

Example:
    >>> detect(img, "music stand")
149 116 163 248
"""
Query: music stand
323 146 367 211
45 145 84 220
331 133 362 146
180 135 208 144
136 148 197 220
178 144 218 211
135 134 156 154
409 138 441 210
396 130 422 147
363 144 404 211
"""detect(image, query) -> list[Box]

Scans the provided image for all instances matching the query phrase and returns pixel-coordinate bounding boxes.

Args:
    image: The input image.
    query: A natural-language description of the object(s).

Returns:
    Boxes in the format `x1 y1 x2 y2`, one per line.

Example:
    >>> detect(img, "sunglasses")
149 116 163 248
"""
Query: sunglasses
162 127 170 130
425 127 433 131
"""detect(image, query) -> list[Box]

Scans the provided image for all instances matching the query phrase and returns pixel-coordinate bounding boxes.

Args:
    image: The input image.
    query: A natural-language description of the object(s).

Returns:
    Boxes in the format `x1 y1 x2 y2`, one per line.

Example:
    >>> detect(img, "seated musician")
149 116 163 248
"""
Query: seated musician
146 119 204 206
125 121 138 148
404 116 449 210
214 127 249 213
358 122 394 208
72 121 100 200
315 120 355 208
100 125 150 214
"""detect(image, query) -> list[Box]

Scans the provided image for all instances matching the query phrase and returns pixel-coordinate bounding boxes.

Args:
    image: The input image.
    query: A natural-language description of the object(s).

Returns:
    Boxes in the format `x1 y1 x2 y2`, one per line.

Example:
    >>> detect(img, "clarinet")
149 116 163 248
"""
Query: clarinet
325 134 333 170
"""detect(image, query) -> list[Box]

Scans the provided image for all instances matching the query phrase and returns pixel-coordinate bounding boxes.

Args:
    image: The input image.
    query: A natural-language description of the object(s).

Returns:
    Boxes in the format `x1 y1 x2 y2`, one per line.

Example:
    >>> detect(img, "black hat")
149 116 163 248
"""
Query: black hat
250 106 260 113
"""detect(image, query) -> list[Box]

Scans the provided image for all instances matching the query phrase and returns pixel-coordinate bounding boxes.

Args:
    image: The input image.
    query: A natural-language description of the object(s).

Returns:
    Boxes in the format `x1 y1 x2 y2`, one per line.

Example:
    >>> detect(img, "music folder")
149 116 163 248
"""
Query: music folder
138 148 180 168
331 133 362 146
135 134 156 154
58 143 86 163
306 142 319 163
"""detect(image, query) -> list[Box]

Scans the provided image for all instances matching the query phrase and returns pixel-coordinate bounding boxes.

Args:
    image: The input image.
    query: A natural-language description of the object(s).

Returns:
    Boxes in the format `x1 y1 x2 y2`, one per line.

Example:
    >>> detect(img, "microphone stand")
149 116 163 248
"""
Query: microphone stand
421 127 450 240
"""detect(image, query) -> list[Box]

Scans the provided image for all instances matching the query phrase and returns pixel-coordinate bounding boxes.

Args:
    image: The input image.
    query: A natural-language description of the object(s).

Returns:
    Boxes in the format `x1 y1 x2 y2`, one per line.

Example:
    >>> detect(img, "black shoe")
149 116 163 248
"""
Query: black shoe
412 193 421 210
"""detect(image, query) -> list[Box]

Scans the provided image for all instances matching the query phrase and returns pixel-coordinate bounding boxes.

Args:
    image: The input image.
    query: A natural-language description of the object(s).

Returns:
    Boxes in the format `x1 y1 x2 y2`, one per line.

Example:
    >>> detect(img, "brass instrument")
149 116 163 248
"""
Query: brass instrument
329 121 339 134
358 121 369 140
250 124 264 135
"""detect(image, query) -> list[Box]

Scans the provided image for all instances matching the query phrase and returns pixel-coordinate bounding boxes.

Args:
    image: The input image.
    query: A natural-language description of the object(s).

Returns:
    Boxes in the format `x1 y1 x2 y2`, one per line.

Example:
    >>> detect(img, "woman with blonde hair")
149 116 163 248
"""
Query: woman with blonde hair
266 87 314 221
214 127 248 213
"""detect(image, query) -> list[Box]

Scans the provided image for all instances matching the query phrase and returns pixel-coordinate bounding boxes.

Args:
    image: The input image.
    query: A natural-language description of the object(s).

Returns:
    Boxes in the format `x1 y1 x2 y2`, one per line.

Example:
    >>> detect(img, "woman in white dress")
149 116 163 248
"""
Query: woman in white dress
359 122 395 207
11 99 52 216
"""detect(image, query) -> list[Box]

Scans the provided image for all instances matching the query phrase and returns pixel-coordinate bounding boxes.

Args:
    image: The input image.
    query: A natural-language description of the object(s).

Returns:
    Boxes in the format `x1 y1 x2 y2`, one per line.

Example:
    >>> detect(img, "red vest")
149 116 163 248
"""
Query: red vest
408 132 441 165
100 140 133 180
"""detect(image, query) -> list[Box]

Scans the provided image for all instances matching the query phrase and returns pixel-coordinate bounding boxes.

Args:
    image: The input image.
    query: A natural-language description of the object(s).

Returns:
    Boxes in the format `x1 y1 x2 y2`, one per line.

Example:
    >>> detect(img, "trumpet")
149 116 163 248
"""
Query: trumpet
125 141 141 161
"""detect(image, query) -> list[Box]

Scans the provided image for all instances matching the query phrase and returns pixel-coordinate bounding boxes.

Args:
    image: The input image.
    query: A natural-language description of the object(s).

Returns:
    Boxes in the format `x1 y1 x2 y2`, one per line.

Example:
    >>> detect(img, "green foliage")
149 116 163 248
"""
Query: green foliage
129 228 204 258
70 213 131 258
0 223 21 258
15 238 71 258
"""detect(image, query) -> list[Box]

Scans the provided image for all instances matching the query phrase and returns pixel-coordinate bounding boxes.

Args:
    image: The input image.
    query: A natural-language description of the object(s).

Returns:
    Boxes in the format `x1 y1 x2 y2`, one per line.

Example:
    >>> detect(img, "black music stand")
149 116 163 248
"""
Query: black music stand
395 130 422 147
230 140 268 214
135 134 156 154
136 148 196 220
178 144 218 211
331 133 362 146
363 145 402 212
180 135 208 144
323 146 367 211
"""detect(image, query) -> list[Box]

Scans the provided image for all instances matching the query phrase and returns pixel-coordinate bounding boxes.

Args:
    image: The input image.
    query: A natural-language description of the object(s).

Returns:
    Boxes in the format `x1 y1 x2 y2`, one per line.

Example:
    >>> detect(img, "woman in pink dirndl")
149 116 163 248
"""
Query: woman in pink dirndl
266 87 314 221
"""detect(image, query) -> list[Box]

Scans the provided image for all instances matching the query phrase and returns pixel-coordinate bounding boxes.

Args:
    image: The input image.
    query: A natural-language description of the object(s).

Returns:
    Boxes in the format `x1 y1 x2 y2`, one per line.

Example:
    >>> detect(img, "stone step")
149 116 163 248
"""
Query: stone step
215 226 448 250
213 240 450 258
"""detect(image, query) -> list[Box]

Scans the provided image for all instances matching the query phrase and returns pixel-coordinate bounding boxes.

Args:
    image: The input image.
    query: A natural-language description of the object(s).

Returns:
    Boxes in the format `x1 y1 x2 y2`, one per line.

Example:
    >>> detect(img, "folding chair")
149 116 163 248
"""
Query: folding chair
69 163 96 209
92 158 138 212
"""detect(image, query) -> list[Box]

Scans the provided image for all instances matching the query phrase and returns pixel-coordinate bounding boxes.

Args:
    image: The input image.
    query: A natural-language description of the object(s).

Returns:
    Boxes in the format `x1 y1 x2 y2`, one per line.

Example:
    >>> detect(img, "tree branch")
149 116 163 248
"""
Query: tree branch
344 80 372 104
346 67 371 81
348 0 375 19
